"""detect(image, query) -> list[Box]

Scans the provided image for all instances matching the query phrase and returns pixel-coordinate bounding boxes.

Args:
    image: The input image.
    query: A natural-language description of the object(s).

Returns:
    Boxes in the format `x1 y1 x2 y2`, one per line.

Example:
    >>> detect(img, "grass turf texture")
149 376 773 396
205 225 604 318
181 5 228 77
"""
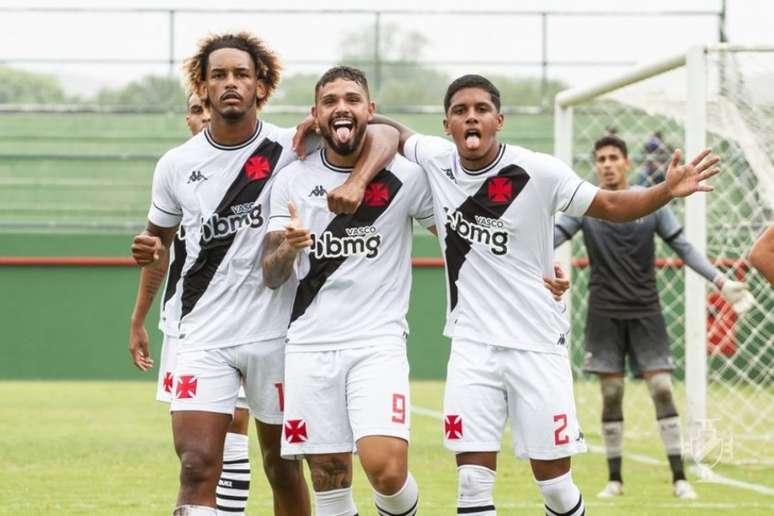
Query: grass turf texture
1 381 772 515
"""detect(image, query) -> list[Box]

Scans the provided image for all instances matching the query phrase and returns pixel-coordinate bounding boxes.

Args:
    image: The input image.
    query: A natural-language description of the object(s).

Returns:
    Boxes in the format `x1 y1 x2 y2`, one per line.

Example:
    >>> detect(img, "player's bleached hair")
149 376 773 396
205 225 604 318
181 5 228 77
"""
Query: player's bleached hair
594 135 629 158
444 74 501 113
183 31 282 111
314 66 370 100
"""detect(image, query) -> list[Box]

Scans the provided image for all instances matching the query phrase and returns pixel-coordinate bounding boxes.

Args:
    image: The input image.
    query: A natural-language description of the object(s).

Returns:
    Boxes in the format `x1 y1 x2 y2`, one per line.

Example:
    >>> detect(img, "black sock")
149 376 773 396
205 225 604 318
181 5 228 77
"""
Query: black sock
608 457 623 482
668 454 686 482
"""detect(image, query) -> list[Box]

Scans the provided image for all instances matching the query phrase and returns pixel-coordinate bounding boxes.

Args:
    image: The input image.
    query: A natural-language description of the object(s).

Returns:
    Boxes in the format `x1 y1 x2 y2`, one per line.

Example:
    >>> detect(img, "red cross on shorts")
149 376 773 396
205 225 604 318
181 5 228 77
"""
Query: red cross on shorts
364 181 390 207
487 177 513 203
245 155 271 180
163 371 174 393
445 414 463 440
175 375 198 399
284 419 308 444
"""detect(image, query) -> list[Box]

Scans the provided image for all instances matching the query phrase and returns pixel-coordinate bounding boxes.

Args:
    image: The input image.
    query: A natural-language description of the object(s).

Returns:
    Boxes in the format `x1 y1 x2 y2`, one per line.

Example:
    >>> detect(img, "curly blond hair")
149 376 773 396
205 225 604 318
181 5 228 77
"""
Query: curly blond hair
183 31 282 111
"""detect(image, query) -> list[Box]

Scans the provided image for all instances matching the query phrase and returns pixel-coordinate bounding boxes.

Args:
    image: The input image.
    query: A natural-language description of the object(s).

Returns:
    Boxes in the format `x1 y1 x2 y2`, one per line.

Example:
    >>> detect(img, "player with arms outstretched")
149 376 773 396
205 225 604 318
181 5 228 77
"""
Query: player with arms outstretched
131 34 395 516
375 74 721 516
554 134 752 500
262 66 432 516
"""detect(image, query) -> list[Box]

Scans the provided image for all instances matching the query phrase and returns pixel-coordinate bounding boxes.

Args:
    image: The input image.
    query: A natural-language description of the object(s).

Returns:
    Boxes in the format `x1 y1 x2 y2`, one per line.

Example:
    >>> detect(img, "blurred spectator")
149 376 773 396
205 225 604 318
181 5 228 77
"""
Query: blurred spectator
635 131 672 186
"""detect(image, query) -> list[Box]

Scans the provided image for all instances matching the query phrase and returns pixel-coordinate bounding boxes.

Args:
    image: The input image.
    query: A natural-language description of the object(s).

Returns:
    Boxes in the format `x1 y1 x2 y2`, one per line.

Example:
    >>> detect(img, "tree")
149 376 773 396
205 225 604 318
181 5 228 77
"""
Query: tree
0 65 69 104
95 75 186 110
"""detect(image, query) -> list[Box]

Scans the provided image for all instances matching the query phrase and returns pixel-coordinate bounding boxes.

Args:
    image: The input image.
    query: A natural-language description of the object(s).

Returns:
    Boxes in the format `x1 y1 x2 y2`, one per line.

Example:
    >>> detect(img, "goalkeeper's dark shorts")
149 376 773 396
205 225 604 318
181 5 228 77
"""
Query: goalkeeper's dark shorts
582 311 673 378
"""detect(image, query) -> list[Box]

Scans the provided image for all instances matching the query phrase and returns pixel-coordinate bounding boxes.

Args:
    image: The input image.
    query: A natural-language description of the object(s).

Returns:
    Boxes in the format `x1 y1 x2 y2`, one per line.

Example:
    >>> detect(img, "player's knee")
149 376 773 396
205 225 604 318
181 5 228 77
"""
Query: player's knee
600 376 624 422
263 451 303 491
179 448 219 486
366 459 407 495
308 456 352 492
647 373 677 415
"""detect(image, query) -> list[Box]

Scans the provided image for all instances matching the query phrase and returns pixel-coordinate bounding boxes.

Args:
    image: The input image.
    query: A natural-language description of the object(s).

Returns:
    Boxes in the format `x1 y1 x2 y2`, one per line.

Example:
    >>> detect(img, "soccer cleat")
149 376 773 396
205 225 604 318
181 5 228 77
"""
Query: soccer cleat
596 480 623 498
673 479 698 499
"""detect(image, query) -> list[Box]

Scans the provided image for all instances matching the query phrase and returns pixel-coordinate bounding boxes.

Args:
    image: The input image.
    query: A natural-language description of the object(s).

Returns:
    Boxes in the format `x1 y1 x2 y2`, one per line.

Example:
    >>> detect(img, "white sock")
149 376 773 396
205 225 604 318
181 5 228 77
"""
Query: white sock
457 465 497 515
374 472 418 516
658 415 683 456
173 505 218 516
536 471 585 516
602 420 624 459
217 432 250 515
315 487 358 516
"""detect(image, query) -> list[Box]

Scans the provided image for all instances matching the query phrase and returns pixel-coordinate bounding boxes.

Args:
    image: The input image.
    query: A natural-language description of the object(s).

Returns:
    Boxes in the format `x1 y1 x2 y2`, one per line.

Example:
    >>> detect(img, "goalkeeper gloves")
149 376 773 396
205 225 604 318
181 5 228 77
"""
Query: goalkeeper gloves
720 279 754 314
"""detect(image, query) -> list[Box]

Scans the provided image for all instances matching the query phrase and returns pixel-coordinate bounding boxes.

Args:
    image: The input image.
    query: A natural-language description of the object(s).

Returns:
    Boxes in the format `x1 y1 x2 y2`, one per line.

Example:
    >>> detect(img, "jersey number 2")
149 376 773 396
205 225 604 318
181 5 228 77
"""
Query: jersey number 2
554 414 569 445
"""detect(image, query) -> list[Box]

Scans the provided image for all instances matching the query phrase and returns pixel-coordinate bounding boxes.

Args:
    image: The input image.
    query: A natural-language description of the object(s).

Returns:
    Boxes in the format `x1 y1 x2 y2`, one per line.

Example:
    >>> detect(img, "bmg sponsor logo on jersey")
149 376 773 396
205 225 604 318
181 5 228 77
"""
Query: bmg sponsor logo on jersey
200 202 264 242
310 226 382 259
444 207 508 255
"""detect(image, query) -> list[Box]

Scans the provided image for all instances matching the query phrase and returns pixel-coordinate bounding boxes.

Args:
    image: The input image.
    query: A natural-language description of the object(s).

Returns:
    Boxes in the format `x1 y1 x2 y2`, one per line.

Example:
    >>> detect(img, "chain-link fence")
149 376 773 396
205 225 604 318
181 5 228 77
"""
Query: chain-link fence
556 45 774 465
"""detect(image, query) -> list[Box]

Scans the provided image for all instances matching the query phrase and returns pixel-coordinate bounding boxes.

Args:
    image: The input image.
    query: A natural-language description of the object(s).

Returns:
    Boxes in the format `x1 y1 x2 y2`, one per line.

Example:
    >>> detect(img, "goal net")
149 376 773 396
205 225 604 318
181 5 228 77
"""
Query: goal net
554 45 774 466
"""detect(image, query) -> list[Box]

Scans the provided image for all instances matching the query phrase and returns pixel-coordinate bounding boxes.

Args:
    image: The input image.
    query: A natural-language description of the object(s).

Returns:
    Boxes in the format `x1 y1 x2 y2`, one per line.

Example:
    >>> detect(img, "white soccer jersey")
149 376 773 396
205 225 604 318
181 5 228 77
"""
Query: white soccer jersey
404 134 599 355
147 120 299 350
158 226 186 337
267 149 434 350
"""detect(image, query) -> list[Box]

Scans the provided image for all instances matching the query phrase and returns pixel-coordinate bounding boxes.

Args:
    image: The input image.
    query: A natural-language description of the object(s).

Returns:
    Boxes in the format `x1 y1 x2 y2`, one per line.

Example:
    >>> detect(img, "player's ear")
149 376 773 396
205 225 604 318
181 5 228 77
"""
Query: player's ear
310 105 321 134
197 82 208 103
443 117 450 135
255 80 268 104
367 100 375 122
496 112 504 132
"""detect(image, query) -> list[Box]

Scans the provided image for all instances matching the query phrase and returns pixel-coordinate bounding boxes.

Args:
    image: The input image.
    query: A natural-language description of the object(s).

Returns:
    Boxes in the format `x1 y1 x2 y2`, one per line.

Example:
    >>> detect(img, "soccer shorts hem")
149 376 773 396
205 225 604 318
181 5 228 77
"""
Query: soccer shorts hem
353 426 410 444
281 442 357 460
445 441 502 453
514 442 588 461
251 411 283 426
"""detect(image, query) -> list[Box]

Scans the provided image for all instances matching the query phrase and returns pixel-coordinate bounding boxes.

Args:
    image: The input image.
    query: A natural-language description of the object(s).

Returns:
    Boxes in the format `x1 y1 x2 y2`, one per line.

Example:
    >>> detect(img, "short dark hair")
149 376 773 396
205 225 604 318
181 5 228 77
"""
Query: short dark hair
184 32 282 111
315 66 370 100
593 135 628 158
444 74 501 113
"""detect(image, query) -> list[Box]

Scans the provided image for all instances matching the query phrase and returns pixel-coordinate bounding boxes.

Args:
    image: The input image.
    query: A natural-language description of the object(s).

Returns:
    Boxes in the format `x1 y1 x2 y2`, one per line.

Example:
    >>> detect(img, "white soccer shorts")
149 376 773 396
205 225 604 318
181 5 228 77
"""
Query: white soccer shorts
443 339 587 460
281 344 410 459
169 338 285 423
157 334 249 409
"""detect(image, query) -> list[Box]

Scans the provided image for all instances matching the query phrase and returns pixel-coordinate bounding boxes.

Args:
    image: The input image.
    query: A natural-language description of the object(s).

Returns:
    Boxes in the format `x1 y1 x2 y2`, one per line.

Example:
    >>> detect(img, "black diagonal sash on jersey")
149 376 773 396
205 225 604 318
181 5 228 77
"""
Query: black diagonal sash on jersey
180 138 283 319
163 227 186 306
290 169 403 324
444 164 530 311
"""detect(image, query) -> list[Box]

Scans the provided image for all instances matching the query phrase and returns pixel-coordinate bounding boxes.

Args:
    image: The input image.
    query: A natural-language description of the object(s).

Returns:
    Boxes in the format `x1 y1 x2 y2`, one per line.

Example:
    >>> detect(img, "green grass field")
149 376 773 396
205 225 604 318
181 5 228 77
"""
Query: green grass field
1 381 772 515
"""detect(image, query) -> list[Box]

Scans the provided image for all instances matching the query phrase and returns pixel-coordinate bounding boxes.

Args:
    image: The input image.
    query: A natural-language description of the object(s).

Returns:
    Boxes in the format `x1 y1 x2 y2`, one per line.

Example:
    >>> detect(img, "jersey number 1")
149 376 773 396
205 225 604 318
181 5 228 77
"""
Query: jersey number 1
392 393 406 424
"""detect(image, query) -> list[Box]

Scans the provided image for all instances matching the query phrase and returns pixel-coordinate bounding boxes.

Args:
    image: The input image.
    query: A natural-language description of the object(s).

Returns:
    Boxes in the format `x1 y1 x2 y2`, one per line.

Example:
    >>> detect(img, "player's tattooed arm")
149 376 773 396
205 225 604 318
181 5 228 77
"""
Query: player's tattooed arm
327 124 400 214
586 148 720 222
262 203 312 289
129 222 176 371
370 114 416 155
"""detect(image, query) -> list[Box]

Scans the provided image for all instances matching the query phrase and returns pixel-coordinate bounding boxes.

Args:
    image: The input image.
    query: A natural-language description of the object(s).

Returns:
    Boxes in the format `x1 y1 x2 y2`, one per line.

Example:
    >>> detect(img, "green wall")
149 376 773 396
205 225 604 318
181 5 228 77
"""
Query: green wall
0 231 451 380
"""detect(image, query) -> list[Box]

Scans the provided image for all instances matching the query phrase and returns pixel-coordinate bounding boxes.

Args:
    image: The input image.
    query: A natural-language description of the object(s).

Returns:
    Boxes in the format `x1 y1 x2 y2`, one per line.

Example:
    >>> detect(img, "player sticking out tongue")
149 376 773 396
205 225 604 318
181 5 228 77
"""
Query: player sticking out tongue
333 117 354 145
464 128 481 150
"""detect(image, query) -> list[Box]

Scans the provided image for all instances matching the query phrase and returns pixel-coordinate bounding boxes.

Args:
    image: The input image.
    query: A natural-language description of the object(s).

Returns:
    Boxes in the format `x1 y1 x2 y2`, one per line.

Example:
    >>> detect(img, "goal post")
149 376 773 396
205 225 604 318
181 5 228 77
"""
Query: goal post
554 44 774 466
